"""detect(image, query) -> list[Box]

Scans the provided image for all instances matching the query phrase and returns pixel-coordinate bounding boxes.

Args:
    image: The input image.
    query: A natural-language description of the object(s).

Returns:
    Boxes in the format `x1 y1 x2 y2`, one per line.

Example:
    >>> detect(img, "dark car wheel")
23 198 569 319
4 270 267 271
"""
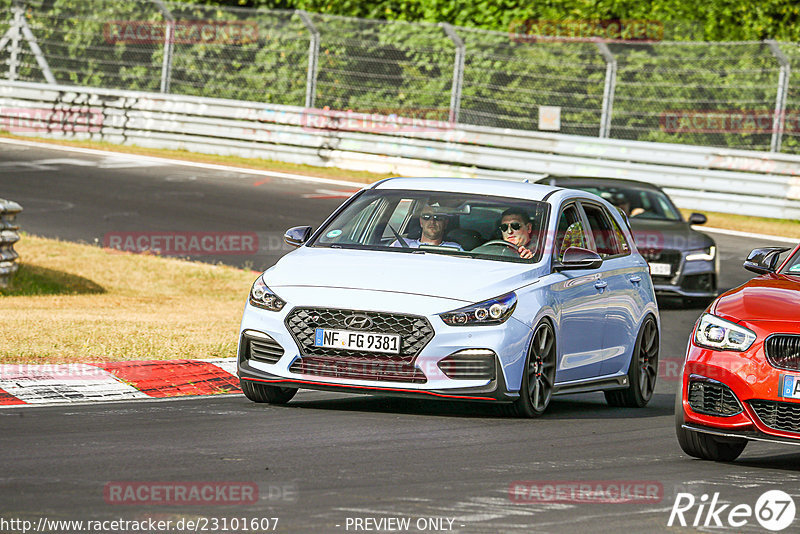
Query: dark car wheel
510 320 557 418
605 315 658 408
241 379 297 404
674 386 747 462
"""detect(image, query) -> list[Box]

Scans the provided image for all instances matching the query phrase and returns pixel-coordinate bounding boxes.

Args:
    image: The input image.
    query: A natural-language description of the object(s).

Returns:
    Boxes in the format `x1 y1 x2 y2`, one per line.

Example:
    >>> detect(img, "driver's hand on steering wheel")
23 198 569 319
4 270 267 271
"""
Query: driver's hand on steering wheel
518 245 533 259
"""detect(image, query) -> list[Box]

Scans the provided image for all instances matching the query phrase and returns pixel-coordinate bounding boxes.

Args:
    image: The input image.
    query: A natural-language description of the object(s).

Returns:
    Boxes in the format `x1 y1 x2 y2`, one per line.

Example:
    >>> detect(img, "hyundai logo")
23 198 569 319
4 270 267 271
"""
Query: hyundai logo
344 314 373 330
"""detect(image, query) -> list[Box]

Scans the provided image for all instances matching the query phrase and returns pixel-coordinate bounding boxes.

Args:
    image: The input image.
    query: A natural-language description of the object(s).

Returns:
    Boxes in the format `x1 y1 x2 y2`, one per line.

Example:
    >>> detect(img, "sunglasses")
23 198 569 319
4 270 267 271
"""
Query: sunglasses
420 214 447 221
500 222 523 232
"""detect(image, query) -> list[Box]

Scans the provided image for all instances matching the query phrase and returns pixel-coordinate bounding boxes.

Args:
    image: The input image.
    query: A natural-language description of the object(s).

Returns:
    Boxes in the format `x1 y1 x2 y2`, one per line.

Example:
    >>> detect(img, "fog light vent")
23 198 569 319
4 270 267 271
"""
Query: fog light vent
687 377 742 417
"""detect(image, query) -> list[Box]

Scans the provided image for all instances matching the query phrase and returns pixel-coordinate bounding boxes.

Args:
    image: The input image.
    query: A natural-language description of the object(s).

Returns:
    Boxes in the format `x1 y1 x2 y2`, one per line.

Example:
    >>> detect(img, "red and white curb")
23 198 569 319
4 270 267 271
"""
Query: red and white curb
0 358 240 406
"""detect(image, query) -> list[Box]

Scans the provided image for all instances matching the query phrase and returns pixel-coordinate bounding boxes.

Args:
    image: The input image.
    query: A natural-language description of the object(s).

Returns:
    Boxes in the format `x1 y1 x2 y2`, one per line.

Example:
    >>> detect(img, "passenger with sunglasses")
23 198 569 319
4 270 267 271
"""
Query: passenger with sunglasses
499 208 534 259
391 204 463 250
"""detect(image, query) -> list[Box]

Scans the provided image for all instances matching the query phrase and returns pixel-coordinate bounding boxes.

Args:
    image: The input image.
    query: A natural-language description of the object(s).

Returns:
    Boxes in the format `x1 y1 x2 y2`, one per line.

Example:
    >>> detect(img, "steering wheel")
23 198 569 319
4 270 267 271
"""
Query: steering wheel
477 239 520 252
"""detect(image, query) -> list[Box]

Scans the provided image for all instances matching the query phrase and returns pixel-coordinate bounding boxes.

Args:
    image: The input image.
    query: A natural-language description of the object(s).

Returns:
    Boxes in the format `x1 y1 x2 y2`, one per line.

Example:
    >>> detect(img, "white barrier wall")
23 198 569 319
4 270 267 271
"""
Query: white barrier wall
2 80 800 219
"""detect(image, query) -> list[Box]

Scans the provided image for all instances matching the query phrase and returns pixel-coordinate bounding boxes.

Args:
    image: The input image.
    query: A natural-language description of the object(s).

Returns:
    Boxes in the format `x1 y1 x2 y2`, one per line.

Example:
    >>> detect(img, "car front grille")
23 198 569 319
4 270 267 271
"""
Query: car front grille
749 400 800 434
642 249 681 283
289 356 426 383
285 307 434 363
765 335 800 371
687 379 742 416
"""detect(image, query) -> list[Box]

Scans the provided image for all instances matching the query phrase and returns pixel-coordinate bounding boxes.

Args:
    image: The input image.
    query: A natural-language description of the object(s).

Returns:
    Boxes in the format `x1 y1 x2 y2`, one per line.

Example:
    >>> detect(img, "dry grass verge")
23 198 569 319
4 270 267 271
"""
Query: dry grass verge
0 234 255 364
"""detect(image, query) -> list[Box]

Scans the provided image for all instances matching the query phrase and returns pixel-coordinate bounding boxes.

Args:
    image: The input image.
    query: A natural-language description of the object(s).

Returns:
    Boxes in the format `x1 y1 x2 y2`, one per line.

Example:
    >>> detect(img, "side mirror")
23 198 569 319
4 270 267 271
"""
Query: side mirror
554 246 603 271
743 247 790 275
284 226 313 248
688 213 707 225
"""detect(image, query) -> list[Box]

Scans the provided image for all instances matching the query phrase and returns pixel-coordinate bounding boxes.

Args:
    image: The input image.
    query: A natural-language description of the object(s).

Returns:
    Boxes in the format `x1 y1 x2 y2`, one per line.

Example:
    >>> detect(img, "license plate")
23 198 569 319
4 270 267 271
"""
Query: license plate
314 328 401 354
780 375 800 400
649 263 671 276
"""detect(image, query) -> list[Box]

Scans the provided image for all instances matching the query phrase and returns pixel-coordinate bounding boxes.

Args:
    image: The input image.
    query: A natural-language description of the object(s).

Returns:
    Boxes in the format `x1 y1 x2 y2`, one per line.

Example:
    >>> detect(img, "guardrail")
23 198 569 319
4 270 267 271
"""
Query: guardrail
2 79 800 220
0 198 22 289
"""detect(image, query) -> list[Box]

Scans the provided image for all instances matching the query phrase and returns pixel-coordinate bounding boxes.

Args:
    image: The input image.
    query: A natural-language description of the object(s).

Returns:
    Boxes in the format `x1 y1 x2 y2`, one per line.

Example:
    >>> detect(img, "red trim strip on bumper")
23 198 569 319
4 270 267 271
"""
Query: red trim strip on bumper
241 376 497 401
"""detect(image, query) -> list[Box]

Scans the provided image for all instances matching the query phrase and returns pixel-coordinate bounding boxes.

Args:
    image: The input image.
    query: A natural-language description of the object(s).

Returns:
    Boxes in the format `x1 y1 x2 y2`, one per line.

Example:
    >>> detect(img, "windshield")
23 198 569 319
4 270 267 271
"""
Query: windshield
310 190 549 263
780 247 800 275
574 185 682 221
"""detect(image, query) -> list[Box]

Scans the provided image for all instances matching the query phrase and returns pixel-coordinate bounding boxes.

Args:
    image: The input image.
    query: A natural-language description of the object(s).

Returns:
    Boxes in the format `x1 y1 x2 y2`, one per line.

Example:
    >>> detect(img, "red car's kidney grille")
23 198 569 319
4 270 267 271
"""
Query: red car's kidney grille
749 400 800 434
289 356 426 383
765 335 800 371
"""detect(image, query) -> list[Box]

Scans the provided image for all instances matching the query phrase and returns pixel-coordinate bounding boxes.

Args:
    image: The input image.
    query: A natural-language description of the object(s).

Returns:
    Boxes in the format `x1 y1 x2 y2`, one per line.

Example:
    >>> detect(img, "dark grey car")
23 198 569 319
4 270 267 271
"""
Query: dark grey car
538 177 718 303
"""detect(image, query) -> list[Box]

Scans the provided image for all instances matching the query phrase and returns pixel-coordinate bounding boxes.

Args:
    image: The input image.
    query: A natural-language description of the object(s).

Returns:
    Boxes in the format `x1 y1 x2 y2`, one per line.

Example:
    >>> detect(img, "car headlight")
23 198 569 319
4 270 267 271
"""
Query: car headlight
249 275 286 311
686 246 716 261
439 292 517 326
694 313 756 352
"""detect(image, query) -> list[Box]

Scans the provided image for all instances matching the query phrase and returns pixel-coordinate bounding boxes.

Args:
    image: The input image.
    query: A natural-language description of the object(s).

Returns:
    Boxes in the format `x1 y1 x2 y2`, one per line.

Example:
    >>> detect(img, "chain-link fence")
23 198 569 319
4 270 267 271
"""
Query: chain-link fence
1 0 798 153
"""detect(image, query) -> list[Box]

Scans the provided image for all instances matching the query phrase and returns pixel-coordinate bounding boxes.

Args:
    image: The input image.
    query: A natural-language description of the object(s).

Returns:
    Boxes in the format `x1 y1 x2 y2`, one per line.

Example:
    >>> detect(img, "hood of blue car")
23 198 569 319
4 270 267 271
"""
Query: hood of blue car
263 247 543 304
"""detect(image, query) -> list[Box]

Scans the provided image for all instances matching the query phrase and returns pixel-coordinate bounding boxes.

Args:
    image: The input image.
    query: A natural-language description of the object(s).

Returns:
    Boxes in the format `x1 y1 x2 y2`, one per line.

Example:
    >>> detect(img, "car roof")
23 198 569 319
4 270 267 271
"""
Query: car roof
371 177 568 202
537 176 664 192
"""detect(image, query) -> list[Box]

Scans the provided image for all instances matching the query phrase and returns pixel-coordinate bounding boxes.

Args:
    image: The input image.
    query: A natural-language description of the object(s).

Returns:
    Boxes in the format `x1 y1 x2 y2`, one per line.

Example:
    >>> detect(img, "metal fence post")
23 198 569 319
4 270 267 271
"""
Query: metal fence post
596 42 617 139
5 6 23 81
297 10 319 109
152 0 174 94
766 40 790 153
442 23 465 124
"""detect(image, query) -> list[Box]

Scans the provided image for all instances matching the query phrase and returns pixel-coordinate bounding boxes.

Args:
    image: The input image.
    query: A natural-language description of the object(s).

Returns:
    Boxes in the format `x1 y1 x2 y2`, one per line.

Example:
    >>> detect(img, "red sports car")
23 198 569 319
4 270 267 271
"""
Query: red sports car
676 243 800 461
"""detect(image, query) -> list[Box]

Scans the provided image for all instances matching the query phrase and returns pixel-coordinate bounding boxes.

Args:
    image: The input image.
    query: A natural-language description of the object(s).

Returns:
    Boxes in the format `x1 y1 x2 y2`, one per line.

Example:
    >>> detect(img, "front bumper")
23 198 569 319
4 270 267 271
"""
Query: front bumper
239 356 518 402
651 258 717 298
680 338 800 442
237 298 533 401
681 423 800 446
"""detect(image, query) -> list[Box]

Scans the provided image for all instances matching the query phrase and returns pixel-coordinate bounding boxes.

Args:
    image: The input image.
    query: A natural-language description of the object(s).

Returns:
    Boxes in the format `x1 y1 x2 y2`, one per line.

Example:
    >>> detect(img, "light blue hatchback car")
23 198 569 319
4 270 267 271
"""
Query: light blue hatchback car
238 177 660 416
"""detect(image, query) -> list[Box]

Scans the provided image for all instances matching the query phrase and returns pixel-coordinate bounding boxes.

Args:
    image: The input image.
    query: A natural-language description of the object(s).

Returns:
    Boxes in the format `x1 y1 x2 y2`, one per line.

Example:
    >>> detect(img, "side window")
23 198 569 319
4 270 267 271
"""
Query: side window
382 199 415 240
582 204 623 257
608 212 631 255
555 205 590 261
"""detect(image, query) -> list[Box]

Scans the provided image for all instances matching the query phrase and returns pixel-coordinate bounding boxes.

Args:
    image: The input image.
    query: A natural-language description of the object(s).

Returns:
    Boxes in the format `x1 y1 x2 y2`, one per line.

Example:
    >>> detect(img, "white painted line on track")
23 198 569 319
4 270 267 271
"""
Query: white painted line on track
0 136 367 188
700 226 798 243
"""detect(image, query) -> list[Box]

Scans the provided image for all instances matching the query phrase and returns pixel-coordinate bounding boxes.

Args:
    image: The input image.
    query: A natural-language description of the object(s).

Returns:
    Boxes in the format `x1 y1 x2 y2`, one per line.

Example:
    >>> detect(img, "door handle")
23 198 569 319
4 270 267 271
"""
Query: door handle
629 275 642 284
594 280 608 291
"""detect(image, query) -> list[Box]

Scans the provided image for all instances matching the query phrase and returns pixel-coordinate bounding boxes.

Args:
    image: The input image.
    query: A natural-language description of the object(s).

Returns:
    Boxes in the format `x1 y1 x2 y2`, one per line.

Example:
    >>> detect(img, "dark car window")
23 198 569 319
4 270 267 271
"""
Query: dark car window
565 184 682 221
581 203 627 257
312 190 549 263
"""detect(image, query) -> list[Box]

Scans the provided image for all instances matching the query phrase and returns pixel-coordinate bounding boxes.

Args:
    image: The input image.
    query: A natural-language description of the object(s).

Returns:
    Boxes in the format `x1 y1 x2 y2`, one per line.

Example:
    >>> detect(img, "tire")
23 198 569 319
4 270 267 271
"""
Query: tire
605 315 659 408
240 379 297 404
674 384 747 462
509 320 557 418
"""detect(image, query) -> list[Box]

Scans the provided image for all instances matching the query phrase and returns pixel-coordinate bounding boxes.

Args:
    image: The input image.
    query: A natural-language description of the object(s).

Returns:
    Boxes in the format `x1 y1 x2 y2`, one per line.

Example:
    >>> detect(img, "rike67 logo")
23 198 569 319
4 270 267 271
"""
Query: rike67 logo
668 490 796 531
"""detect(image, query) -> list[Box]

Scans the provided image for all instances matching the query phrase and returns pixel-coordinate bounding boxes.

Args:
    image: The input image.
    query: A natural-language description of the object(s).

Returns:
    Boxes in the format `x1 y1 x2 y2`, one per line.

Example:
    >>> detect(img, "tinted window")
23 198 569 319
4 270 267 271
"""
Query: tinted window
312 190 549 263
555 204 590 260
582 203 626 257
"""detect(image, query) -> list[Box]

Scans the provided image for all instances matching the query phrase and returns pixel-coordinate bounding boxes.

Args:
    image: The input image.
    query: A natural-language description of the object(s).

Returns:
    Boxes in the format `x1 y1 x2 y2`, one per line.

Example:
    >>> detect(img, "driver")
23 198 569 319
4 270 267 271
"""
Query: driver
500 208 534 259
391 204 463 250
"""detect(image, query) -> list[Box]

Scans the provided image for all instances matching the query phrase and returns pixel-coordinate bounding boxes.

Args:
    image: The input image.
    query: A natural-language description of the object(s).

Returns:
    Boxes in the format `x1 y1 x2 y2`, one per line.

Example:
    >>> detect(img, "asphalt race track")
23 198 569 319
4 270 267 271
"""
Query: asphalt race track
1 140 799 533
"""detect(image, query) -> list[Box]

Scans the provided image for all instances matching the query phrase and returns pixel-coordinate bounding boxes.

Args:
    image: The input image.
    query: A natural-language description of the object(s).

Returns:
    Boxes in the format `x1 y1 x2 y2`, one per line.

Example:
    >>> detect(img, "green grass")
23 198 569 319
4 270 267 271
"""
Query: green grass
0 234 255 364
